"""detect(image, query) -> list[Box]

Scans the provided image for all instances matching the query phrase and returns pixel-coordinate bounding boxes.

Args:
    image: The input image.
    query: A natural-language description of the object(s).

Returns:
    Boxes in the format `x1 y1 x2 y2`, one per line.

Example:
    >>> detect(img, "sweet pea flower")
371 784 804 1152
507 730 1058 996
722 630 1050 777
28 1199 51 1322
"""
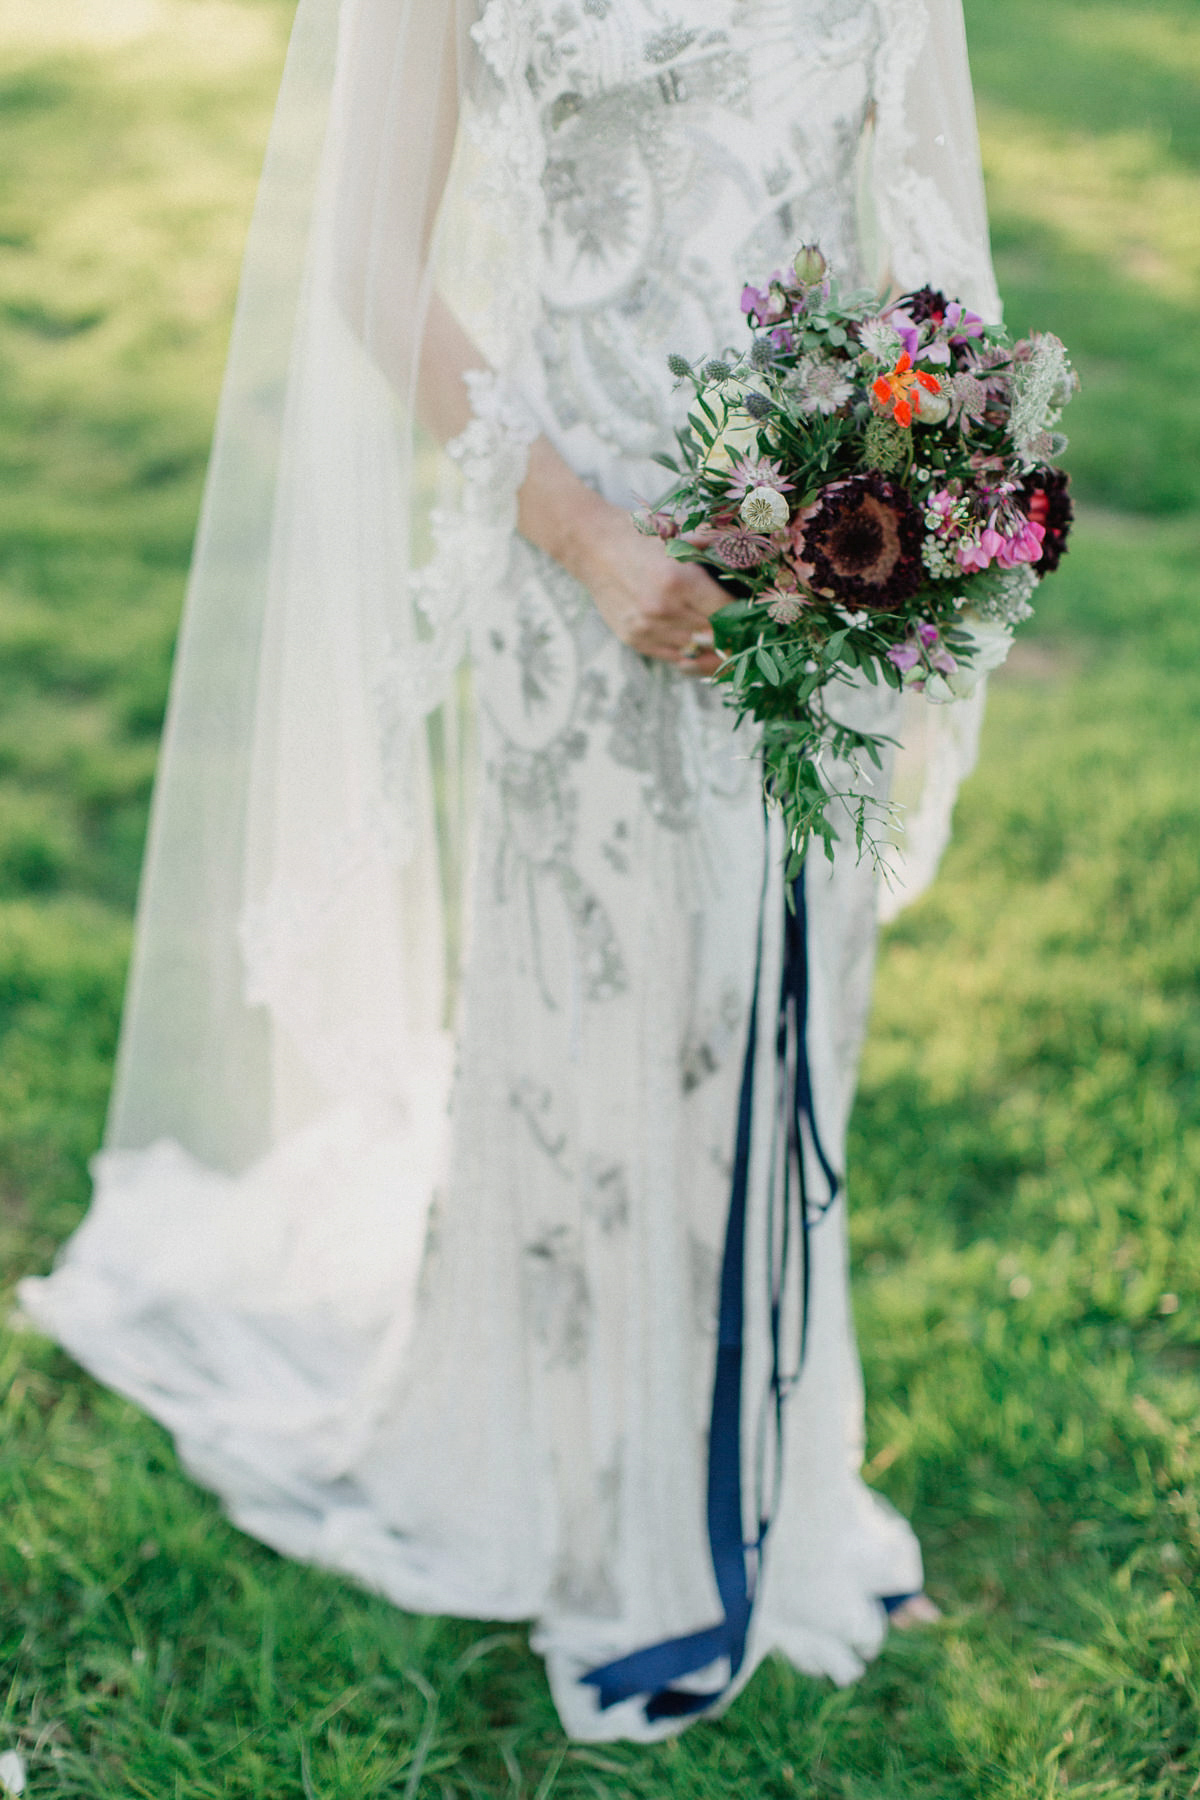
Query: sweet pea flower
887 642 922 672
917 621 940 647
993 518 1046 567
944 301 985 341
884 308 921 362
741 273 791 324
957 525 1005 572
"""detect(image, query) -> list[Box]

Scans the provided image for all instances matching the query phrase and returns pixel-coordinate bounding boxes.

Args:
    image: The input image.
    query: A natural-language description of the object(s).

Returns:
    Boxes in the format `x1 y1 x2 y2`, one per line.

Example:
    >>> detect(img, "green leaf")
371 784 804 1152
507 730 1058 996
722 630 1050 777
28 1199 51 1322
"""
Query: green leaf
650 452 679 472
755 646 782 685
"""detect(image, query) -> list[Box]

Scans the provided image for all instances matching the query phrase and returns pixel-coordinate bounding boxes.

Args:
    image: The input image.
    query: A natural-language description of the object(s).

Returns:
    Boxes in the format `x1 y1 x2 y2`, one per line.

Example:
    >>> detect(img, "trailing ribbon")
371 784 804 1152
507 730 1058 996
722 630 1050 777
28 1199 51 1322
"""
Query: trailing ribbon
581 856 840 1723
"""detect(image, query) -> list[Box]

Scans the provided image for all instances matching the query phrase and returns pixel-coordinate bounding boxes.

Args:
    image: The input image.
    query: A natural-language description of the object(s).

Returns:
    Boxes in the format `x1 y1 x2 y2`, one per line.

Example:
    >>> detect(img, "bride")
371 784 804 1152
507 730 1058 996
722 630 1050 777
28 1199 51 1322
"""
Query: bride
20 0 1000 1743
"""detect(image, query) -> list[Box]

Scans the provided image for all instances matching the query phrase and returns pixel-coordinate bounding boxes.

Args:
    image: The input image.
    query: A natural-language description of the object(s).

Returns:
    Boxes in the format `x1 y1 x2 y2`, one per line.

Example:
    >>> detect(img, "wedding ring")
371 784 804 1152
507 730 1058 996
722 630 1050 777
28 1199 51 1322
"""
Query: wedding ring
680 630 713 663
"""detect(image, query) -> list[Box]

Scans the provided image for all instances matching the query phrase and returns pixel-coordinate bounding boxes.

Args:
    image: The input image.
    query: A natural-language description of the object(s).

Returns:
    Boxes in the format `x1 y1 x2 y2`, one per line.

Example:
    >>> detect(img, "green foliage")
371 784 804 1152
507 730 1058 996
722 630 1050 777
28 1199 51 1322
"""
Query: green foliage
2 0 1199 1793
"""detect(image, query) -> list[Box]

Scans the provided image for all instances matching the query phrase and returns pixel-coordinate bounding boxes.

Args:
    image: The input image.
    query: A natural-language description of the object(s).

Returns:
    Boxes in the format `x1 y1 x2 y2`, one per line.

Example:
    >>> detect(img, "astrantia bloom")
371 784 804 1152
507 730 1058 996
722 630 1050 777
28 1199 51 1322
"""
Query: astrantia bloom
724 452 793 500
790 356 855 415
739 486 791 532
1018 467 1073 571
856 317 904 364
790 472 924 610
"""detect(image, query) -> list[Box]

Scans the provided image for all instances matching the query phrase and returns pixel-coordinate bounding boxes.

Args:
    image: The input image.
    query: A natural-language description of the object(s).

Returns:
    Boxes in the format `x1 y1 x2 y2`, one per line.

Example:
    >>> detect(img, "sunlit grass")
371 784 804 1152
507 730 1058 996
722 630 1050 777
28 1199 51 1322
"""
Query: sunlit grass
1 0 1198 1793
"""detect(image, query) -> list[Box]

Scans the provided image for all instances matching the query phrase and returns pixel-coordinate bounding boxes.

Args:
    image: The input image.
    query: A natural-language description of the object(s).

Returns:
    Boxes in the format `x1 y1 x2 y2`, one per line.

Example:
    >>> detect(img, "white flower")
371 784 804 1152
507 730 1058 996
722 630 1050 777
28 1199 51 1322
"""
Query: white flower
739 485 790 532
857 317 903 364
788 356 855 415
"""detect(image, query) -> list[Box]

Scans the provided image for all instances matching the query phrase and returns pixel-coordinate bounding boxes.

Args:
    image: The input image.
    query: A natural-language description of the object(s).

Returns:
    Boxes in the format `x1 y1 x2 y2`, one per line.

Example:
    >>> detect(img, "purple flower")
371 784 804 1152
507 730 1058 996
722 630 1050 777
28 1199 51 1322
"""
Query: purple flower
917 621 941 648
887 642 922 672
945 301 985 342
931 650 959 676
884 308 921 363
742 273 791 325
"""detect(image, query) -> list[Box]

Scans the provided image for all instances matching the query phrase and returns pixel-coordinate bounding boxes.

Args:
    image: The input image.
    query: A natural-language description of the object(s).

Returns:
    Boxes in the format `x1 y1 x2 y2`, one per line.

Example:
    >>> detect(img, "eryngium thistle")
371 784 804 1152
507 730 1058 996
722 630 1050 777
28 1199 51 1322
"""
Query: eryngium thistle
744 392 774 419
667 353 693 379
703 358 733 383
749 339 775 370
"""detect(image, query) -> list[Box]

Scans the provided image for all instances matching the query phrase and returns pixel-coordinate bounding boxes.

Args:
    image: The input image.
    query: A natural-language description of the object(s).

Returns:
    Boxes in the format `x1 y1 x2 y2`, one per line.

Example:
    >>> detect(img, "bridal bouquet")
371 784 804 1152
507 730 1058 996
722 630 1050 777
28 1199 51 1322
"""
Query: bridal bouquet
637 247 1076 872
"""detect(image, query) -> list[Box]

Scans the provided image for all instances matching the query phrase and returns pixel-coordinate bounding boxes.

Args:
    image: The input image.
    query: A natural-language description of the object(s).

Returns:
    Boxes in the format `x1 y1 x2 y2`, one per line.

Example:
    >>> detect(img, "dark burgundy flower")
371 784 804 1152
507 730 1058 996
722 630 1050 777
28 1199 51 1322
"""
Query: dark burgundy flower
791 472 924 611
1018 467 1073 572
902 286 950 327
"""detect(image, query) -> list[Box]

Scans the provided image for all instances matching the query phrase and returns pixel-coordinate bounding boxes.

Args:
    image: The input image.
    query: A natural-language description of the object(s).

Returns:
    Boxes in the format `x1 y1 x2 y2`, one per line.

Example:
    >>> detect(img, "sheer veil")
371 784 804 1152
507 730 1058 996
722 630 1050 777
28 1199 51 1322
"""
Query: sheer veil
20 0 1000 1478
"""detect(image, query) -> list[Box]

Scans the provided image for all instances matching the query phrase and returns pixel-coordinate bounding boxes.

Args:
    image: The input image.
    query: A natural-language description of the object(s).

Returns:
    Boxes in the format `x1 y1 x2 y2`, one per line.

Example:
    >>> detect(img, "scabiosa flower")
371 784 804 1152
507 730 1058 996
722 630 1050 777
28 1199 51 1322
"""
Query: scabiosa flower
946 371 988 429
724 452 794 500
789 356 856 415
1018 467 1073 572
790 472 924 611
696 527 776 570
739 485 792 532
762 589 808 625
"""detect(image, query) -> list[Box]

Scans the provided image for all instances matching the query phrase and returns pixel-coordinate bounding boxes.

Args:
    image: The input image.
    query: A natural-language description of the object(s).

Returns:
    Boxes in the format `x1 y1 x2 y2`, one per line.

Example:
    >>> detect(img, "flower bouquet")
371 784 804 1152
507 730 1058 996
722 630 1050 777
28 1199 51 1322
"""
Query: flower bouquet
638 247 1076 875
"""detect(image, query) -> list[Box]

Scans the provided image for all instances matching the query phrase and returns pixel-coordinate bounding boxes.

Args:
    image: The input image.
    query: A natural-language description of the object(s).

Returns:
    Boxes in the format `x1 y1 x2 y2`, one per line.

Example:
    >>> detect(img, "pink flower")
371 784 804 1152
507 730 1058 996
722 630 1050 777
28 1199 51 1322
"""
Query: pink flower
993 518 1046 567
917 621 940 648
742 274 790 325
724 453 794 500
957 525 1005 572
887 642 922 672
931 650 959 676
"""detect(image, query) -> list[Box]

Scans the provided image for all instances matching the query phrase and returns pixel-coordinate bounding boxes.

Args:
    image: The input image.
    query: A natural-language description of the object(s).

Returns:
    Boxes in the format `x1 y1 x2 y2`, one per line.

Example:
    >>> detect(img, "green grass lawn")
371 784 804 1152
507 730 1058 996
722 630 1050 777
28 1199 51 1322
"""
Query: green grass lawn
2 1 1199 1793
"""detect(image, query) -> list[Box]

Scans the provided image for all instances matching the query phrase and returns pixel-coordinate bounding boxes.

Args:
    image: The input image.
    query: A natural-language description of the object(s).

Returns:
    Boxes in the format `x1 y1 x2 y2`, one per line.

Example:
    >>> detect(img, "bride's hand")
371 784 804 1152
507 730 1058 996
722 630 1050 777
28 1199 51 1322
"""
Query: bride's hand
572 501 726 677
516 436 725 677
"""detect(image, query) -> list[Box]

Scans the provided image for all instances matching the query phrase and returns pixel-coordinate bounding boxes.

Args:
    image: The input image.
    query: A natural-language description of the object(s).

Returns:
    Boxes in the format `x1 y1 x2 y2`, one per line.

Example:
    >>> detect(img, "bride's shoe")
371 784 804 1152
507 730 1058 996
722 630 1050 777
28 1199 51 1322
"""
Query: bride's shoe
882 1592 943 1629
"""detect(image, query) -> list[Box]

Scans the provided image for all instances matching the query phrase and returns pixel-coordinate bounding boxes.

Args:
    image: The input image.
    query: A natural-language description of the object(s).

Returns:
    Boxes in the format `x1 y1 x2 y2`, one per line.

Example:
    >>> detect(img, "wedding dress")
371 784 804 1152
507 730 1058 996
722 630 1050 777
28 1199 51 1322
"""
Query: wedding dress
19 0 999 1742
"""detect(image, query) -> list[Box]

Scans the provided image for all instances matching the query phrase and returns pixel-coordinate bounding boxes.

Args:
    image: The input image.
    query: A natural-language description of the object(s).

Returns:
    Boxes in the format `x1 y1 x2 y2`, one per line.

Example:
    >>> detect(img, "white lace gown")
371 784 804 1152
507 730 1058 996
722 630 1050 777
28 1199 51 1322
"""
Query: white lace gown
20 0 996 1743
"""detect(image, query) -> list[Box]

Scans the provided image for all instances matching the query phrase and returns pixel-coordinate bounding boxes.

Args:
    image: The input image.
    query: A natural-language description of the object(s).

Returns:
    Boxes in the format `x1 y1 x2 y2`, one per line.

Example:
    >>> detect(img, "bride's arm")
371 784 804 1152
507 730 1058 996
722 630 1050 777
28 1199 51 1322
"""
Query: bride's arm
332 0 725 676
417 295 724 673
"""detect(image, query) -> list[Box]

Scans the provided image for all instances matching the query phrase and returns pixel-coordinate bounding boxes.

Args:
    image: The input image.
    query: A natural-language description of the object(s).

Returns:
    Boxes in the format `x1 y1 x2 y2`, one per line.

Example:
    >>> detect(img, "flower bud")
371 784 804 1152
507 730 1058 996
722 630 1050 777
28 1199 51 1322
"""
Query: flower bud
703 358 733 383
667 353 693 379
791 244 828 286
913 382 951 425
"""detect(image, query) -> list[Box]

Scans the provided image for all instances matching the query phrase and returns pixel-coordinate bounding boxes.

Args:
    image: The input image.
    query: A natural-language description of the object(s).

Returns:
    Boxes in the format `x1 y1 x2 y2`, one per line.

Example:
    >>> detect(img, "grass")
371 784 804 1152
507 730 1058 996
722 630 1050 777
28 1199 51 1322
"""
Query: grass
2 0 1199 1791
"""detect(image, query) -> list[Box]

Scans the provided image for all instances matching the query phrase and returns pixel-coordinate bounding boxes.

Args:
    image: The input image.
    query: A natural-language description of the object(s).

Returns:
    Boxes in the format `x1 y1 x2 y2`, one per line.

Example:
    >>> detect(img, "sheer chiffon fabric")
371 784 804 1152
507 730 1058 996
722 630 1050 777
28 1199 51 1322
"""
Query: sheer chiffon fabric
20 0 999 1741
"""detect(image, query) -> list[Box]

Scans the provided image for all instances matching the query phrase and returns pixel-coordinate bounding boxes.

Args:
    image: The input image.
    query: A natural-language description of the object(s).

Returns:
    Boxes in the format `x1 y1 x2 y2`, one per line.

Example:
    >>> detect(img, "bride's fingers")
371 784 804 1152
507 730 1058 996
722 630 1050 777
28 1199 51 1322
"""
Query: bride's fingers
676 650 722 678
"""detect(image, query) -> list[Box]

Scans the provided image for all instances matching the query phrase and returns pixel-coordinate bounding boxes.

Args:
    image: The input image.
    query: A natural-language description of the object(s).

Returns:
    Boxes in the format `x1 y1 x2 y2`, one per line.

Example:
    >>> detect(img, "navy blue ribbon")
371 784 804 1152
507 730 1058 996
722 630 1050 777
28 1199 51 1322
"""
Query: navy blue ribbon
582 856 840 1723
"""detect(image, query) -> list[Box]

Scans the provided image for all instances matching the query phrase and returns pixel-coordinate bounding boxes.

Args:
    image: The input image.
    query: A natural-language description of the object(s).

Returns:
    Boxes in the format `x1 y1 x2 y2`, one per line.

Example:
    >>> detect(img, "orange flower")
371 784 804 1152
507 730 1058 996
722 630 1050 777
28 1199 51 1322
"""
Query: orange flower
871 353 941 429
